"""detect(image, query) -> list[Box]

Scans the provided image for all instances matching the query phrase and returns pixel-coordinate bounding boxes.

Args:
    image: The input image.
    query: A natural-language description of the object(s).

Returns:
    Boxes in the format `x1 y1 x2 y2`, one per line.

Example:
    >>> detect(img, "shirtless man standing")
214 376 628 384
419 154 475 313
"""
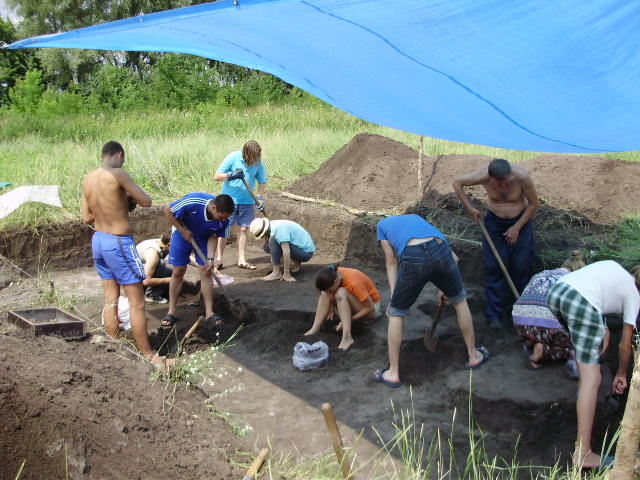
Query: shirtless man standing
453 159 540 329
82 141 168 369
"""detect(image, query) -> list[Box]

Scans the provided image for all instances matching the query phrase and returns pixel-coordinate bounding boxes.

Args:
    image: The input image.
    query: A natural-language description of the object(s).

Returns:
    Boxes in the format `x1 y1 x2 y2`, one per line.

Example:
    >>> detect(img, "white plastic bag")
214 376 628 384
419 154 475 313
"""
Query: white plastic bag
292 341 329 371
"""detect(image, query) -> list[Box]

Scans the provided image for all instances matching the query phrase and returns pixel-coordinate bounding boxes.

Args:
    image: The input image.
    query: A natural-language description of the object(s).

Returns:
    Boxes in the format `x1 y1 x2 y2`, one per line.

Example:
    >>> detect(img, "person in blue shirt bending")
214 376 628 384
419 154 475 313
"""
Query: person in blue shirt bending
249 217 316 282
162 192 234 327
214 141 267 271
374 214 489 388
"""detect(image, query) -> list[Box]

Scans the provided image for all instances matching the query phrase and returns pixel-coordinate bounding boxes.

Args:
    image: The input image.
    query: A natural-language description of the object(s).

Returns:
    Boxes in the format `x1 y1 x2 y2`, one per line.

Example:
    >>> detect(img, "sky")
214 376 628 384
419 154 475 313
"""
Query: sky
0 0 19 22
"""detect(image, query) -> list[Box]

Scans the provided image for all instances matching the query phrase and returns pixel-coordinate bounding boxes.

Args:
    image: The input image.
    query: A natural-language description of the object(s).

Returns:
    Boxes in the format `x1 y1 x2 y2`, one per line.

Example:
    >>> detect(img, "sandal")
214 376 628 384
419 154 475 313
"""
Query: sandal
238 262 257 270
160 314 178 328
372 368 403 388
206 313 224 325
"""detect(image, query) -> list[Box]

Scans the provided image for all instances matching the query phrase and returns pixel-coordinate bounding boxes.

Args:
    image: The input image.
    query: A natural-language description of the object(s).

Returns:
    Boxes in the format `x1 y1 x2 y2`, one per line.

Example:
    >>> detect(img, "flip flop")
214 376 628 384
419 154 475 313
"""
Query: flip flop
160 314 178 328
206 313 224 325
238 263 257 270
466 346 490 370
373 368 403 388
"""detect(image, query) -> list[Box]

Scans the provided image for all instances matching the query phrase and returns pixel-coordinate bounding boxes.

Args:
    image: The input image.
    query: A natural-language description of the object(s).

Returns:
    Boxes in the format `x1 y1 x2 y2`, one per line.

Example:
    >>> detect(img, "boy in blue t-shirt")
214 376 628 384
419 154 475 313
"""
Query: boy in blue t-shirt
214 141 267 270
373 214 489 388
162 192 234 327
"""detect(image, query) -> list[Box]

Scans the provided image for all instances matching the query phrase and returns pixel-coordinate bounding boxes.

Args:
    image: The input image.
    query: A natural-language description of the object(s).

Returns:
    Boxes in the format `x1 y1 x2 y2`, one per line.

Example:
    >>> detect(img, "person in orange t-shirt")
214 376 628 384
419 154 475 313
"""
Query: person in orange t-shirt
305 265 381 351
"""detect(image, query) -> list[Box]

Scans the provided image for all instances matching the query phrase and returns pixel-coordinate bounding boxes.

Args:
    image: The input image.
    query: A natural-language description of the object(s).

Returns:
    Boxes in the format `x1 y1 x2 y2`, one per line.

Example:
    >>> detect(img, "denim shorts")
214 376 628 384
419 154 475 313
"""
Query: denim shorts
229 203 256 228
389 240 466 317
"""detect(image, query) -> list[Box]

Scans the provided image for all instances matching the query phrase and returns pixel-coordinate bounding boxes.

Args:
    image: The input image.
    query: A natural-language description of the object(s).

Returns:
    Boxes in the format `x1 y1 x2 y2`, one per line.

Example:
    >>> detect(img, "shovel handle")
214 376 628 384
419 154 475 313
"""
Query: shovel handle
190 239 229 296
242 448 269 480
179 315 204 350
478 221 520 299
430 300 445 334
241 178 268 218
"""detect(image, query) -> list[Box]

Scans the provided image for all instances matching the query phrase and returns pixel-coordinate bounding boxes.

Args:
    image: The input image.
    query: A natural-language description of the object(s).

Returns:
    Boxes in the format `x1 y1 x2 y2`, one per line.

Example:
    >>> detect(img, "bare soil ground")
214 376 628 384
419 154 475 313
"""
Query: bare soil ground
0 136 633 477
0 325 240 480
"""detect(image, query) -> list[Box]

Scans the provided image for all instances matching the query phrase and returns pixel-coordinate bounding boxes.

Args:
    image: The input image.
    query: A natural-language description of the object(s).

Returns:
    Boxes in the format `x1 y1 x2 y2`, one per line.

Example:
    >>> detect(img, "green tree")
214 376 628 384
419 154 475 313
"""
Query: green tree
9 68 44 112
0 17 39 106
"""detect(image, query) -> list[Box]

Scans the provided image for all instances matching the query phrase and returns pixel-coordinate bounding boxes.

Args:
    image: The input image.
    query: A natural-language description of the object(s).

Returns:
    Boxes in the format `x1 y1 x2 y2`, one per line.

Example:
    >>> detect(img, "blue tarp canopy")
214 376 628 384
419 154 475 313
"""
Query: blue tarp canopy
7 0 640 153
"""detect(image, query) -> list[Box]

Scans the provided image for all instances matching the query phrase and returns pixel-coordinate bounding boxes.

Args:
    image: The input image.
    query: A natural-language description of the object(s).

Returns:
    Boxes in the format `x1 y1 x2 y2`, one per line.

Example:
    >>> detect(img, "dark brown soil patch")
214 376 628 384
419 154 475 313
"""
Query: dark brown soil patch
288 133 640 224
0 329 239 480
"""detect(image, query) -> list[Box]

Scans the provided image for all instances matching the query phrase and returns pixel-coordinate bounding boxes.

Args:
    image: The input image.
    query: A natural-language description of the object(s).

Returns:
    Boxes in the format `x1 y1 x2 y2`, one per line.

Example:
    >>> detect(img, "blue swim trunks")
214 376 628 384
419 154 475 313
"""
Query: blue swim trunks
92 231 146 285
169 229 210 266
229 203 256 228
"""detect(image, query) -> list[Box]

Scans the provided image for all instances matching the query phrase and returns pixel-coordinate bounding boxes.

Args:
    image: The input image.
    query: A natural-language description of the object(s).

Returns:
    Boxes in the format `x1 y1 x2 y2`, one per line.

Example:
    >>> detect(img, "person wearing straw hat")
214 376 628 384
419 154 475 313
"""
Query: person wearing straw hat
452 158 540 330
214 140 267 271
249 217 315 282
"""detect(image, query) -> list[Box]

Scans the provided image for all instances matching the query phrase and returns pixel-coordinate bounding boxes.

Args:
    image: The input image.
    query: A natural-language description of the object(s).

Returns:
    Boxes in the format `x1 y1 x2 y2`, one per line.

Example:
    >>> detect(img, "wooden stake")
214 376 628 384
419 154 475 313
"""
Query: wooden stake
418 136 424 193
321 403 352 479
606 348 640 479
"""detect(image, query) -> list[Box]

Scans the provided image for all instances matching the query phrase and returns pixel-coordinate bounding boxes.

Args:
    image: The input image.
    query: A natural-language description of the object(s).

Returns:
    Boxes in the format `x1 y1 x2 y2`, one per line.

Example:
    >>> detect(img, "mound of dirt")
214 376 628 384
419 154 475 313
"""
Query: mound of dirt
288 133 640 224
0 329 239 480
288 133 426 211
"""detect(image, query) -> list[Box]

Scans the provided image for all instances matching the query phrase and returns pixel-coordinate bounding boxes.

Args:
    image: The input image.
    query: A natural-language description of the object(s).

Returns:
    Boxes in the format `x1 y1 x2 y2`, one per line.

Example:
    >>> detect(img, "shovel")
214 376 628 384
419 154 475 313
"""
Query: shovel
423 298 445 352
241 178 268 218
478 222 520 299
190 239 246 322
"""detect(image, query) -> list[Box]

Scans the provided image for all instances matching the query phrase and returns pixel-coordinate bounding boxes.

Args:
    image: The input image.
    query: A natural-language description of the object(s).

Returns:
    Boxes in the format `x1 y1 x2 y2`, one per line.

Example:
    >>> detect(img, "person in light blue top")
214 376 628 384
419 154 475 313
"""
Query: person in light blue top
214 140 267 270
249 217 316 282
373 214 488 389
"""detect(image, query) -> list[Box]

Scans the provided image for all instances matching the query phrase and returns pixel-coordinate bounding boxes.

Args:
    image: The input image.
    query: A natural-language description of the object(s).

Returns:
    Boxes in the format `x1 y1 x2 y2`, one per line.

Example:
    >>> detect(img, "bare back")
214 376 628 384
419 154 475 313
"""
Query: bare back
82 167 132 235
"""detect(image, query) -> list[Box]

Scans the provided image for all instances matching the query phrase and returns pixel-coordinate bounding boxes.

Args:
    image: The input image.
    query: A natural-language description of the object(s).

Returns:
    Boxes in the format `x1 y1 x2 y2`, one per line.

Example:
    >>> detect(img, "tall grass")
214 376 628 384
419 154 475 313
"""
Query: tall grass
5 102 637 230
263 385 616 480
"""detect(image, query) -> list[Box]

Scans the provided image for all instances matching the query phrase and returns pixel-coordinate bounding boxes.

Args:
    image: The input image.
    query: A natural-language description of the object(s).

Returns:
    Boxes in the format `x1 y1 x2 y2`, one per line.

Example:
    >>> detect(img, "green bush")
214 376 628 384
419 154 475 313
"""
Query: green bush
37 88 85 116
86 64 146 111
9 70 45 113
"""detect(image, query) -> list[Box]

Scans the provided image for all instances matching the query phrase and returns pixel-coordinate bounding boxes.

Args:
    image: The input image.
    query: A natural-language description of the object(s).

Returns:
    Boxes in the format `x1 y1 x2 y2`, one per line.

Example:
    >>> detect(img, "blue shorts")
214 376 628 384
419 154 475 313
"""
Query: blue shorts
229 203 256 228
92 231 146 285
389 239 466 317
168 229 210 266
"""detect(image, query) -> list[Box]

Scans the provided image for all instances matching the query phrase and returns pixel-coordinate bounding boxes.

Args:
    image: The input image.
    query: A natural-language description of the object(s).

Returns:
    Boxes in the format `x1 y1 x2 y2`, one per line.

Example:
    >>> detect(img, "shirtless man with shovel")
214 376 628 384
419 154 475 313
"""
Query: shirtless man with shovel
453 158 540 329
82 141 171 370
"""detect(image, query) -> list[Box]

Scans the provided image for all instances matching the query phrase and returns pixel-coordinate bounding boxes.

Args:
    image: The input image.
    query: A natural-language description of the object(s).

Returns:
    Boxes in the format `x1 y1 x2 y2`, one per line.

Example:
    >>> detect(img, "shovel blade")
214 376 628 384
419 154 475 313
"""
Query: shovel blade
423 332 439 352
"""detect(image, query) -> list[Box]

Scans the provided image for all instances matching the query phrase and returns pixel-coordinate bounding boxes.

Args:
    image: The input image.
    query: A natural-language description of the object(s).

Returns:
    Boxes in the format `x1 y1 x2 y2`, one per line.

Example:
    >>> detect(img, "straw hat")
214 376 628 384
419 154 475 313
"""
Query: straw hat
249 217 270 239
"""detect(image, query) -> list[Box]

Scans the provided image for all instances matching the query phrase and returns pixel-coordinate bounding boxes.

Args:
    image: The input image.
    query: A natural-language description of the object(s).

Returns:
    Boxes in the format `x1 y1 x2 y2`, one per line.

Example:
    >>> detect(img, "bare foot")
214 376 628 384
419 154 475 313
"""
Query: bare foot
338 336 354 351
573 449 601 469
529 343 544 369
467 348 485 367
335 322 343 332
261 271 282 281
304 328 320 336
290 261 301 273
281 274 296 282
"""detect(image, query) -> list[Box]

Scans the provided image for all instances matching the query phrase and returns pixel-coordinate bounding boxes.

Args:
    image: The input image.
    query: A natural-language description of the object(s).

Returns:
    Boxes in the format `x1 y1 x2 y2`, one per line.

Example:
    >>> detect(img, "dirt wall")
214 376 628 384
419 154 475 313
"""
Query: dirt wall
0 206 169 272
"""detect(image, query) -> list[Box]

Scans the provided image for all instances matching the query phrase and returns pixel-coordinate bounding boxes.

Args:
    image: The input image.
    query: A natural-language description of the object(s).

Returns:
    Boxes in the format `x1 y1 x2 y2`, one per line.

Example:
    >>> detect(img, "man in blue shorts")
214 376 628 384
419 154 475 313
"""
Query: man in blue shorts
373 214 489 388
82 140 169 370
214 140 267 270
162 192 234 327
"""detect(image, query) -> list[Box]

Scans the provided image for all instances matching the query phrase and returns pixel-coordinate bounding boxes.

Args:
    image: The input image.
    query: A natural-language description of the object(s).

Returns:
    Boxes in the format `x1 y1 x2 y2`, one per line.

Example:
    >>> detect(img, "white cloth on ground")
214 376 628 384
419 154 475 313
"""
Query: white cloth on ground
0 186 62 219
